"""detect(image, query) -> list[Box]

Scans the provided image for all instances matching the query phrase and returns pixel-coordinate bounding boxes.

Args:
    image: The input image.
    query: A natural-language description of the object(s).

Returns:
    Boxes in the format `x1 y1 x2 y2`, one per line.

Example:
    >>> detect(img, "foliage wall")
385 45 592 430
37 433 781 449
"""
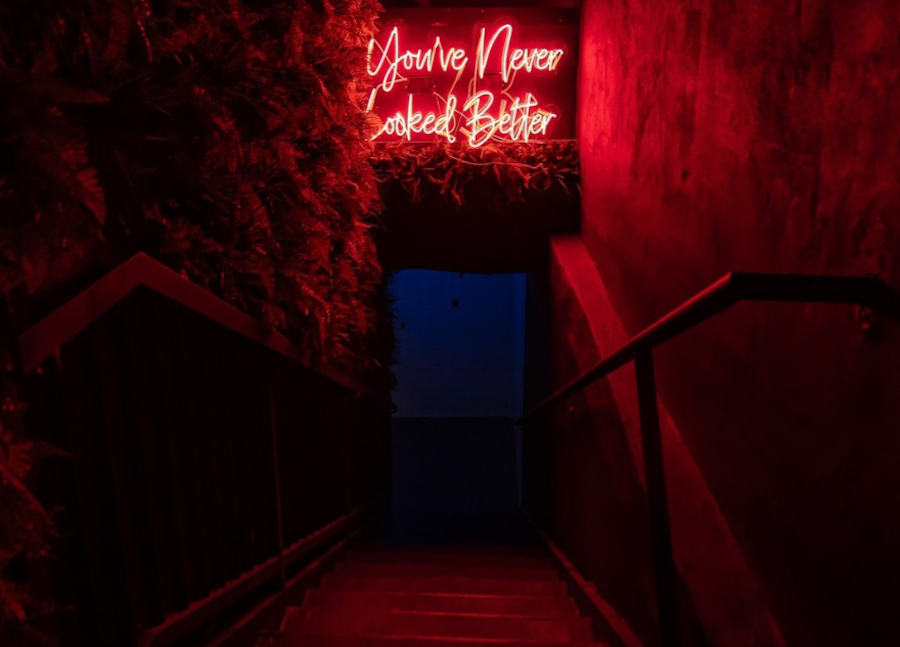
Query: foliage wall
371 141 580 209
0 0 385 376
0 0 385 641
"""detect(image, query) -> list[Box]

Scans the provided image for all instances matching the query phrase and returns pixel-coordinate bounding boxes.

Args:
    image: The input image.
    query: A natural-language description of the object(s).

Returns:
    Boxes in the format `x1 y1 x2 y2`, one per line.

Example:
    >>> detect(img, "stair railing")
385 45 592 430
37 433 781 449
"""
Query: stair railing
8 253 392 647
518 272 900 647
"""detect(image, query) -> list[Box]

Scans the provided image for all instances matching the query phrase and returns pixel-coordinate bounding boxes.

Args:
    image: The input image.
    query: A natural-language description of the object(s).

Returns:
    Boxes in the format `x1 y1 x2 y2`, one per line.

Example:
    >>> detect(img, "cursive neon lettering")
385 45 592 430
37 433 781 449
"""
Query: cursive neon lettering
375 94 458 142
463 91 556 147
368 27 468 93
475 24 565 82
366 22 565 146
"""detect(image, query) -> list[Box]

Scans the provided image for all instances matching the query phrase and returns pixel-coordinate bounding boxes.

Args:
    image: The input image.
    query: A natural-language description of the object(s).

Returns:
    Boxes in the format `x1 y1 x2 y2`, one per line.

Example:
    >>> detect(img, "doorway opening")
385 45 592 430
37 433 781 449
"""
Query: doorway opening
387 270 528 540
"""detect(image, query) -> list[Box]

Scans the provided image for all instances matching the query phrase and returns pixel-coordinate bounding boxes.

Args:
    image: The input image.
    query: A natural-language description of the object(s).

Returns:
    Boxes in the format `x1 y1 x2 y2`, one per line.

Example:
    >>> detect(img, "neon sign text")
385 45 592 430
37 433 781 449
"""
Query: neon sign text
463 92 555 147
368 28 469 92
366 22 565 147
379 95 459 142
474 24 564 83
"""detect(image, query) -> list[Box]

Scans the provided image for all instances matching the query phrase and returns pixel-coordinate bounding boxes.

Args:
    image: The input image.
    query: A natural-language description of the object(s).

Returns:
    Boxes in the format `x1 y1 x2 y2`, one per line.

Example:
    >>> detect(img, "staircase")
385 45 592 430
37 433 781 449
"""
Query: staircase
263 545 607 646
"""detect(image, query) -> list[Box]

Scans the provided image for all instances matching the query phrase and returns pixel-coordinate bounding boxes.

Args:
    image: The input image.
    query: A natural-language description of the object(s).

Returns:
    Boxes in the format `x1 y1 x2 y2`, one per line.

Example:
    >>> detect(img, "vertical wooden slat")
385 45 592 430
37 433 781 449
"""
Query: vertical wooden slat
146 296 193 611
212 329 243 578
248 362 276 566
257 368 280 562
268 382 286 587
231 338 255 575
170 307 217 599
191 315 229 591
274 365 310 545
60 333 134 646
124 293 178 617
91 306 163 627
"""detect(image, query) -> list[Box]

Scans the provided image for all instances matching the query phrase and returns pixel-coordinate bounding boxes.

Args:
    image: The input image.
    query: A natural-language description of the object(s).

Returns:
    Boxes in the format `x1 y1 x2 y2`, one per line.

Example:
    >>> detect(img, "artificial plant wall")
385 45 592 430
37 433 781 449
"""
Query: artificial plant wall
0 0 386 378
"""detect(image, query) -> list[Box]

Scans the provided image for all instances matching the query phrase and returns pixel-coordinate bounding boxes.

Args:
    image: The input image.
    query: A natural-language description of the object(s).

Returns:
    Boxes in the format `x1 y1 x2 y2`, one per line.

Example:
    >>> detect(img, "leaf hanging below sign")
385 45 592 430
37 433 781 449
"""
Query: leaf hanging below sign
370 140 579 208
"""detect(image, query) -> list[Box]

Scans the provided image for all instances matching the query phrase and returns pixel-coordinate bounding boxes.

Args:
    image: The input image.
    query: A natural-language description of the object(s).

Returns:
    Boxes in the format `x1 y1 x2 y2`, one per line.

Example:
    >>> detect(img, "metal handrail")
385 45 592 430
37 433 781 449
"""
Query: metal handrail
520 272 898 423
517 271 900 647
14 252 389 406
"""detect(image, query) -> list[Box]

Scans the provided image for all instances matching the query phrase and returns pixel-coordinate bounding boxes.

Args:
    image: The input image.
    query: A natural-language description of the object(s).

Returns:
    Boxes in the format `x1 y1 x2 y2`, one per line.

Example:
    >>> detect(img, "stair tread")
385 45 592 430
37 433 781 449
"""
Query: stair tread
349 550 552 569
263 543 600 647
320 574 569 596
287 608 593 642
303 589 579 617
336 562 560 581
271 636 608 647
357 545 545 557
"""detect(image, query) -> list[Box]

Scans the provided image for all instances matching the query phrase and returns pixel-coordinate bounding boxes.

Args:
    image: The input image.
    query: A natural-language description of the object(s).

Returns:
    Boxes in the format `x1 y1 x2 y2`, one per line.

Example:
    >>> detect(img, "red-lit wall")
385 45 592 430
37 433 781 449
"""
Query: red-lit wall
567 0 900 645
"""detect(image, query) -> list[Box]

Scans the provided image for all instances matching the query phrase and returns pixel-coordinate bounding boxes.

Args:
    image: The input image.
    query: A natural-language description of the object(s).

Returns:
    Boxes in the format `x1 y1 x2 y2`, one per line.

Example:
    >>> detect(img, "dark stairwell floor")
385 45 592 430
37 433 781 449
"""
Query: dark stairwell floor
258 414 609 646
258 513 608 647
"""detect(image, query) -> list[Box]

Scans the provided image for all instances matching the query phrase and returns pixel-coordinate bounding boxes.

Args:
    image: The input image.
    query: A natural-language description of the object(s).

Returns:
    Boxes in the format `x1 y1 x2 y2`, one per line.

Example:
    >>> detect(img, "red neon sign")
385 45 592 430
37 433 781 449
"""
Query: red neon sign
366 15 571 147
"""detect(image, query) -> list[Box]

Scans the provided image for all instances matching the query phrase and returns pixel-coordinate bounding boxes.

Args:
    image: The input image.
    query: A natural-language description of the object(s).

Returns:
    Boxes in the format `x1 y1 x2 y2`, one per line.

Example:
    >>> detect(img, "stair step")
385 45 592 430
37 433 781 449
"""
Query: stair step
320 574 568 597
336 562 559 581
274 636 608 647
288 608 594 642
303 589 579 617
357 544 545 558
349 549 552 569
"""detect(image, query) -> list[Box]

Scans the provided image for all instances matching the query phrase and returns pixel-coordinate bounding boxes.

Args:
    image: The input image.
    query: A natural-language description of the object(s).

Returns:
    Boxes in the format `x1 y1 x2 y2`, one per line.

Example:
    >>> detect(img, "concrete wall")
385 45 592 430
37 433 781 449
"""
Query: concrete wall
527 238 780 647
545 1 900 645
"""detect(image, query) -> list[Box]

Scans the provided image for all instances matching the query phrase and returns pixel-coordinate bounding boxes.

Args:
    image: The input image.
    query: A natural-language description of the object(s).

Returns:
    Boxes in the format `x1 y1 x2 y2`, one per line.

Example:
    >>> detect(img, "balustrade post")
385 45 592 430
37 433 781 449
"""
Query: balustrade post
635 349 681 647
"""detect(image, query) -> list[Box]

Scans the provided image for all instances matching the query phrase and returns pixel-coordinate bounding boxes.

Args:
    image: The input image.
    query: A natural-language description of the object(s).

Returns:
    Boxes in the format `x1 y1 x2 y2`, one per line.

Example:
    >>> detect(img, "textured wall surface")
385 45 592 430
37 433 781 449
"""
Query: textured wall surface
576 1 900 646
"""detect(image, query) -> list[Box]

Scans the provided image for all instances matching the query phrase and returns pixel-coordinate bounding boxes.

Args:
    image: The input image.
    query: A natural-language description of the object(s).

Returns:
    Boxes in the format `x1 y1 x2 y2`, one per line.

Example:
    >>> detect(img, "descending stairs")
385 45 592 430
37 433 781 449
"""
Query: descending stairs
264 545 607 646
